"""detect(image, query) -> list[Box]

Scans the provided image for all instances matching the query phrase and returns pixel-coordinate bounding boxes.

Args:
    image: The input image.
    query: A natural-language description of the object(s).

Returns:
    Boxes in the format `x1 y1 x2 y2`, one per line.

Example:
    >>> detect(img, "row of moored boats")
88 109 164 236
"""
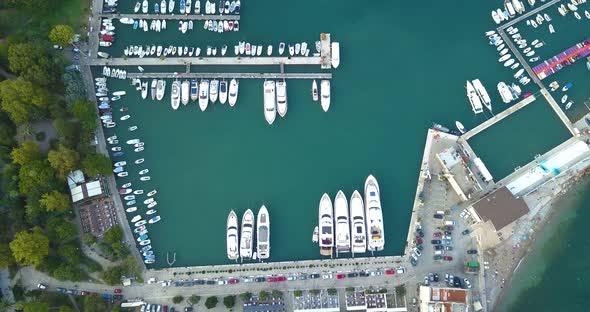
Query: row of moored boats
167 78 239 110
226 206 269 261
134 0 240 15
317 175 384 257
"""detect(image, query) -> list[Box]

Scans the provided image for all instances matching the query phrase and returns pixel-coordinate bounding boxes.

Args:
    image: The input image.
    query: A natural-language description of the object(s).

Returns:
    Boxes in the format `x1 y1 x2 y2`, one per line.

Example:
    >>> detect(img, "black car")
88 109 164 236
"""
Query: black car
433 214 444 219
183 281 192 287
433 274 439 282
431 239 441 244
462 229 471 235
347 272 359 278
467 249 478 254
309 273 321 279
255 277 266 282
416 229 425 238
359 271 369 277
193 280 205 285
174 282 183 287
113 294 123 300
410 257 417 266
206 280 216 285
434 245 443 250
444 231 452 236
453 276 462 287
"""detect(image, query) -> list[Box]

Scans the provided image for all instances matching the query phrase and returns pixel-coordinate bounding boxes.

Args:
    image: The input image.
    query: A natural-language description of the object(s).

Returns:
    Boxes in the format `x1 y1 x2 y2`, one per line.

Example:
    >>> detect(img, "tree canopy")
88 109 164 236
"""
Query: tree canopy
47 144 80 180
81 152 111 177
0 243 15 268
205 296 218 309
40 190 71 212
47 218 77 241
172 295 184 304
70 100 96 132
57 244 80 264
189 295 201 304
10 141 41 166
8 43 58 87
18 160 58 196
0 79 50 124
223 296 236 309
9 227 49 266
49 25 74 47
83 295 110 312
23 302 49 312
103 226 123 245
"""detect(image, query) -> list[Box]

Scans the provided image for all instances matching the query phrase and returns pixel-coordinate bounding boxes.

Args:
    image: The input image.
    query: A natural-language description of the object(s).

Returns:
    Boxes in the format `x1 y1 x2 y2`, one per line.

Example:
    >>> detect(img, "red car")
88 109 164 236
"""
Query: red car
415 236 423 244
336 274 345 279
276 276 286 282
384 269 394 275
228 278 239 284
433 232 442 238
443 256 453 261
266 277 277 282
114 289 122 294
446 226 454 231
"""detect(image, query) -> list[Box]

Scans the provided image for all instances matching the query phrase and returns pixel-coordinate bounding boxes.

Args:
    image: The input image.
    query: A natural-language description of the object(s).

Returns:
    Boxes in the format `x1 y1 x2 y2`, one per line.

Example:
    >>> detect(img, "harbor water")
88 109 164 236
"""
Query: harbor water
98 0 590 268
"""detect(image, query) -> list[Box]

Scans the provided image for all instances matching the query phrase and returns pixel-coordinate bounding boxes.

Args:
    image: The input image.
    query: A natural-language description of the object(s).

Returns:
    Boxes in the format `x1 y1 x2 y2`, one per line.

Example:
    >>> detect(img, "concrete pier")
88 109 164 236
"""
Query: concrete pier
461 94 537 141
497 0 560 30
100 13 240 21
496 29 543 88
86 56 322 66
540 88 576 135
127 72 332 79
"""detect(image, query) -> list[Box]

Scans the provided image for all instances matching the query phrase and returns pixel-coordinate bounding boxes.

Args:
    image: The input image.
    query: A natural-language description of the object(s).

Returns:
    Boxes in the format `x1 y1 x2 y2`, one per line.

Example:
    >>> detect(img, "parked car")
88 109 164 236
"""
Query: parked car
193 280 205 285
228 278 239 284
444 231 452 236
184 308 193 312
410 257 417 266
444 246 453 251
217 280 228 285
467 249 478 254
463 278 472 289
359 271 370 277
462 229 471 235
443 256 453 261
443 235 452 240
37 283 47 290
433 232 442 238
424 276 429 285
206 280 217 285
322 273 333 279
65 289 78 295
396 267 405 274
80 291 89 296
416 229 425 237
336 274 346 280
453 276 461 287
254 277 266 283
433 274 440 282
113 294 123 300
434 245 443 250
384 269 394 275
413 247 422 257
433 255 442 261
433 214 444 219
441 239 452 245
347 272 358 278
114 289 122 294
266 277 277 282
416 236 423 244
276 276 286 282
309 273 320 279
445 225 454 231
431 239 441 244
428 273 434 282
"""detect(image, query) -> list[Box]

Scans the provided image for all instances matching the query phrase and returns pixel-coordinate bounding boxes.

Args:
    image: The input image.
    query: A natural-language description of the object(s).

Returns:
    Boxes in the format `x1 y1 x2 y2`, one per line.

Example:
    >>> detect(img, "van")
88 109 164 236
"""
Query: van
434 250 444 255
436 210 445 215
444 220 456 226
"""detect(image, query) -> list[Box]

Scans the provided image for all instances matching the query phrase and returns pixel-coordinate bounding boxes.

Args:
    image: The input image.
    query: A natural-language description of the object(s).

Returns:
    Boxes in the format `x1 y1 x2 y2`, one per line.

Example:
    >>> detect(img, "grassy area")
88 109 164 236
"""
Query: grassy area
43 0 91 32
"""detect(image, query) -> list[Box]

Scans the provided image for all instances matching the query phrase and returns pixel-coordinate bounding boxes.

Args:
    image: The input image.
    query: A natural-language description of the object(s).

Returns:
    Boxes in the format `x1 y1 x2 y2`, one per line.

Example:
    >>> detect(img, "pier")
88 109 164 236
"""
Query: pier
127 72 332 79
461 95 537 141
100 13 240 21
540 88 576 135
86 56 323 67
497 0 560 30
496 28 543 88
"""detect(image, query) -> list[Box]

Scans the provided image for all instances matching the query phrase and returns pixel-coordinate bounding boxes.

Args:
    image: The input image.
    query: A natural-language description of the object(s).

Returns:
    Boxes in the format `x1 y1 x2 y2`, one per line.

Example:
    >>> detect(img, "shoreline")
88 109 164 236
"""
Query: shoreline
487 166 590 311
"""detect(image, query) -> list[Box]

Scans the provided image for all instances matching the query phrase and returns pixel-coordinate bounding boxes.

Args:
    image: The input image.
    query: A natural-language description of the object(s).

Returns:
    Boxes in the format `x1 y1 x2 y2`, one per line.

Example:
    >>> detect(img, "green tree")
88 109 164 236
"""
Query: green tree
104 226 123 245
52 263 85 281
309 289 320 295
58 244 80 264
48 145 80 180
0 113 16 147
259 291 269 301
189 295 201 304
63 72 86 105
23 302 48 312
100 265 124 285
10 141 41 166
172 295 184 304
83 295 109 312
18 160 57 195
59 306 75 312
293 290 302 297
223 296 235 309
9 227 49 266
82 152 112 177
205 296 218 309
40 190 71 212
6 0 48 11
0 79 50 124
70 100 96 132
327 288 337 295
83 233 97 246
395 285 406 298
271 290 283 298
0 243 15 268
8 43 58 87
47 218 77 241
49 25 74 47
239 292 251 301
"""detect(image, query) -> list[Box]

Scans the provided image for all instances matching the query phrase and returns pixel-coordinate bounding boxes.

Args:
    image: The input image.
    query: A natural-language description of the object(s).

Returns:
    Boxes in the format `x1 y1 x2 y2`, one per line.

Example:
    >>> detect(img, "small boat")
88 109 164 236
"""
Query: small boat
565 101 573 110
320 80 330 112
147 190 157 197
146 209 157 215
140 176 151 181
510 63 520 70
119 188 131 195
199 80 209 111
455 121 466 134
135 158 145 164
126 200 136 206
117 172 128 177
549 24 555 33
139 240 151 246
115 161 127 167
148 216 161 224
312 226 319 244
113 91 126 96
561 95 568 103
499 54 511 62
312 80 318 102
562 83 573 91
267 45 272 56
276 79 287 118
122 183 132 188
135 147 144 152
181 80 190 105
534 42 543 48
120 115 130 121
525 51 535 57
113 166 124 173
492 10 502 24
331 42 340 68
171 80 181 110
190 80 198 101
209 79 219 103
544 13 551 21
514 68 525 78
131 215 142 223
288 44 294 56
295 43 300 55
500 48 509 56
221 44 227 56
126 207 137 213
256 45 262 56
134 2 141 12
133 190 144 195
278 42 285 55
530 56 540 62
139 169 149 175
156 80 166 101
147 201 157 208
523 47 532 54
219 80 228 104
574 12 581 19
124 195 135 201
531 39 539 46
586 10 590 19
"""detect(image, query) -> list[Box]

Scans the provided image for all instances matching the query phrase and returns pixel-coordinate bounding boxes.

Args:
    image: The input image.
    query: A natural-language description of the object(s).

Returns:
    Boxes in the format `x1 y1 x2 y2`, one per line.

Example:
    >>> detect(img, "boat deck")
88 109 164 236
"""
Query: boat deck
100 13 240 21
532 37 590 80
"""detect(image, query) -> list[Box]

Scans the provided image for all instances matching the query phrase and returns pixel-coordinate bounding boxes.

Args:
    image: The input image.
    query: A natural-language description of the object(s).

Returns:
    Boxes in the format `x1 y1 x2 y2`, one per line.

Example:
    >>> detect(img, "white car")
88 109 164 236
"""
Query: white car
217 280 228 285
463 278 472 289
287 276 296 281
412 247 422 257
243 278 254 283
37 283 47 290
321 273 333 279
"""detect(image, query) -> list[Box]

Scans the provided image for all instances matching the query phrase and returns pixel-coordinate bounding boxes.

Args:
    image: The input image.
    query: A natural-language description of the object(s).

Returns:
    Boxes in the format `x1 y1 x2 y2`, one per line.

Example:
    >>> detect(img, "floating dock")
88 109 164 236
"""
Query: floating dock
532 37 590 80
127 72 332 79
100 13 240 21
87 56 322 66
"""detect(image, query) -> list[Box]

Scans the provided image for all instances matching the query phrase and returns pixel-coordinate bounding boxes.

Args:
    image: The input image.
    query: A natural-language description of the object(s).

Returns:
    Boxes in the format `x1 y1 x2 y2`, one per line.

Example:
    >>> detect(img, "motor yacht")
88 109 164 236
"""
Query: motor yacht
227 210 239 260
334 191 350 254
365 175 384 252
263 80 276 124
240 209 254 259
319 193 334 256
276 79 287 118
350 190 366 254
257 205 270 260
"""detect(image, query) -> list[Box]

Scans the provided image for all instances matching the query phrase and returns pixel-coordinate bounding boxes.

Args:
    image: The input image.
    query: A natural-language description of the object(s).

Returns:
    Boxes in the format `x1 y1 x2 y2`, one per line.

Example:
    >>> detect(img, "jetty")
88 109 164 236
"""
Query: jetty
87 56 323 67
532 37 590 80
496 29 543 88
497 0 560 30
100 13 240 21
127 72 332 80
540 88 576 135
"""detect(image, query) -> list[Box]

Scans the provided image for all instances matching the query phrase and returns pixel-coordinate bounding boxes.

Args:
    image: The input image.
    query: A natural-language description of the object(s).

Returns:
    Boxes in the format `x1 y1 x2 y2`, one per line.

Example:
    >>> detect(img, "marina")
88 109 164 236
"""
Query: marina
99 13 240 21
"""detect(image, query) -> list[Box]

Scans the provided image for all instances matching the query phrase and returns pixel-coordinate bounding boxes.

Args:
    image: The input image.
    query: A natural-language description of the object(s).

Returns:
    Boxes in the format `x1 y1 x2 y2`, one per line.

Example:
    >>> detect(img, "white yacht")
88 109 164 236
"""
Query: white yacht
141 81 148 99
199 80 209 111
472 79 492 112
331 42 340 68
497 81 514 103
263 80 276 125
466 81 483 114
276 79 287 118
219 80 228 104
312 80 318 102
209 79 219 103
240 209 254 259
156 80 165 101
364 175 384 252
226 210 239 260
334 191 350 254
228 78 239 107
171 80 181 110
350 190 367 254
257 205 270 260
181 80 190 105
320 80 330 112
319 193 334 256
190 80 198 101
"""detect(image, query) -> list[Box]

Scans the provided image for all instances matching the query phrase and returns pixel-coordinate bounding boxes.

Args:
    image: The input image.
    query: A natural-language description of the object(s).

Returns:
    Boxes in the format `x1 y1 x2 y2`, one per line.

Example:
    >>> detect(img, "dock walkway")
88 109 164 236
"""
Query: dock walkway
498 0 560 30
497 29 543 88
86 56 322 66
127 72 332 79
100 13 240 21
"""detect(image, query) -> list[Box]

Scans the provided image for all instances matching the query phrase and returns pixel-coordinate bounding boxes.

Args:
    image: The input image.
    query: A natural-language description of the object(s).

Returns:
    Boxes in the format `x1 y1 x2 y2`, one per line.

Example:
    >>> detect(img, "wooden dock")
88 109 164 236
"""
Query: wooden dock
86 56 322 66
497 0 560 30
127 72 332 79
100 13 240 21
461 94 537 141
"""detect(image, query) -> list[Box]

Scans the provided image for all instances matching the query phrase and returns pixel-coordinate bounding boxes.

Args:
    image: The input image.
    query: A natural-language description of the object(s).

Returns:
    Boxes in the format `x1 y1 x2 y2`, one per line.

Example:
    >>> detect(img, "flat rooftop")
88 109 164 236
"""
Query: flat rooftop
472 187 529 231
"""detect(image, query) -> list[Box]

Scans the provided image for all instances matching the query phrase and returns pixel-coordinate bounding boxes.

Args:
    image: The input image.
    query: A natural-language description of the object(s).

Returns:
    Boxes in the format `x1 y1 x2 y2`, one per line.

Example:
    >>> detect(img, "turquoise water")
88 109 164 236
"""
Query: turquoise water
97 1 590 268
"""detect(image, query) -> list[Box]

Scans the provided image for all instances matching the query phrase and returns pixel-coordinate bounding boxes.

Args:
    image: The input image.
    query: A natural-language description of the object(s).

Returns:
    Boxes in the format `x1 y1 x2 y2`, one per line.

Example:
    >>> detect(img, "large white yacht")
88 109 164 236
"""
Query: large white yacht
334 190 350 254
466 80 483 114
276 79 287 118
181 80 190 105
226 210 239 260
320 80 330 112
350 190 367 254
472 79 492 112
239 209 254 260
199 79 209 111
331 42 340 68
364 175 384 252
263 80 276 125
170 80 180 110
156 80 165 101
318 193 334 256
257 205 270 260
228 78 239 107
209 79 219 103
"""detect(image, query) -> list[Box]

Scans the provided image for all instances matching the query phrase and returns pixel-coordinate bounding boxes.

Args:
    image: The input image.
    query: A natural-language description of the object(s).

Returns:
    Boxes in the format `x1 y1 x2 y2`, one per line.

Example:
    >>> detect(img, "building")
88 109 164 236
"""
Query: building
294 290 339 312
345 292 407 312
418 286 469 312
79 197 118 238
435 146 485 202
67 170 105 203
244 295 285 312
